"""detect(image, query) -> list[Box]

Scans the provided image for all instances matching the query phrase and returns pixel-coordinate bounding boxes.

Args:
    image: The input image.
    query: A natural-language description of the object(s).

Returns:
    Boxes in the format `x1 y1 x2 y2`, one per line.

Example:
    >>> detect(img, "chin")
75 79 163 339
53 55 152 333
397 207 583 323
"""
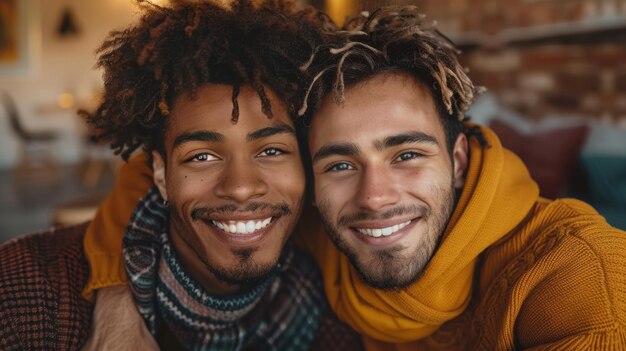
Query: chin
333 231 435 290
350 252 421 290
206 256 278 287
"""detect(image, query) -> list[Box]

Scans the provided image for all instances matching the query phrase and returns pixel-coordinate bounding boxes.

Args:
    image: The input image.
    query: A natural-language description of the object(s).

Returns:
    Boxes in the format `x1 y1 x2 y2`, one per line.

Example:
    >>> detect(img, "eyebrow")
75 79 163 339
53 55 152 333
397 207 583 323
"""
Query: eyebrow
312 143 361 163
173 131 223 149
172 124 295 150
375 132 439 151
312 131 439 163
247 124 295 141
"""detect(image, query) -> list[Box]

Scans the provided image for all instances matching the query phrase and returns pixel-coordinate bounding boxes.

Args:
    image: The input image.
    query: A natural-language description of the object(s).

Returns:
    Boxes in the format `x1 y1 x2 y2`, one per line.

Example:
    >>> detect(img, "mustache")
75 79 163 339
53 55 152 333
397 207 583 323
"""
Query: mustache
191 202 292 221
338 204 428 227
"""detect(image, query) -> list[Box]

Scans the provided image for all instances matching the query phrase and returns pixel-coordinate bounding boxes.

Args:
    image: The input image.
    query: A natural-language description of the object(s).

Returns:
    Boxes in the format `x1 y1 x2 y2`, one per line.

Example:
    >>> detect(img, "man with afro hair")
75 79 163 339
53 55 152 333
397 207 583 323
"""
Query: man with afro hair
0 1 361 350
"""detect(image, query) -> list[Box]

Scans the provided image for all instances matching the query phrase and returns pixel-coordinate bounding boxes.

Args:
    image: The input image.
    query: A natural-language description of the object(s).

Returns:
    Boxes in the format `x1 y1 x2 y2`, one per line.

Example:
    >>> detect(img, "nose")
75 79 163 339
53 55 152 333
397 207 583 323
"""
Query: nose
353 165 401 212
214 158 268 203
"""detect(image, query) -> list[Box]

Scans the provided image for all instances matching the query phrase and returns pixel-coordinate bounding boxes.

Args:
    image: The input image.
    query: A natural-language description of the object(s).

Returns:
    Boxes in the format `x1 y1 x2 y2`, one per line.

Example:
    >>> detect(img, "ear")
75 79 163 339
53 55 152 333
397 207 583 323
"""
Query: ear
152 151 168 201
452 133 469 189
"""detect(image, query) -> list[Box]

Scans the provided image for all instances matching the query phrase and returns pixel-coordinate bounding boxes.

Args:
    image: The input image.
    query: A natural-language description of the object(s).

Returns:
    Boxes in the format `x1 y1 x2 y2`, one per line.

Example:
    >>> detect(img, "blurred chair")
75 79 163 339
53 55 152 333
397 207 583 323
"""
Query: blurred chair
80 135 120 187
52 192 104 227
0 92 61 186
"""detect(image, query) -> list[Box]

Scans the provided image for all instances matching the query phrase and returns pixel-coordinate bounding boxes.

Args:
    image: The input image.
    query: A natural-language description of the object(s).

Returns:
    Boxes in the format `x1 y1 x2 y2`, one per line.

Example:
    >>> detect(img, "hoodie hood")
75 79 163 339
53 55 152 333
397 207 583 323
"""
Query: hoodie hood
319 124 540 342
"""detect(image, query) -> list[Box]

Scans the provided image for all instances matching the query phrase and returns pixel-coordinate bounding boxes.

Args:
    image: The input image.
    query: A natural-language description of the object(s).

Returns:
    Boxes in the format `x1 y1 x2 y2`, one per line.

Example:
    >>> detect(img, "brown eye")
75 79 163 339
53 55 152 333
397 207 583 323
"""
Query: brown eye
187 152 218 162
257 147 284 157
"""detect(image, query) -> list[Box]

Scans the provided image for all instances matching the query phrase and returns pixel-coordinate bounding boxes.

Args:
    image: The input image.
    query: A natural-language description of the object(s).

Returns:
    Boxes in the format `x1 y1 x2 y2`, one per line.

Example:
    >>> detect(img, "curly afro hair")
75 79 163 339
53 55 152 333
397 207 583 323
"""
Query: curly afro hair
84 0 331 160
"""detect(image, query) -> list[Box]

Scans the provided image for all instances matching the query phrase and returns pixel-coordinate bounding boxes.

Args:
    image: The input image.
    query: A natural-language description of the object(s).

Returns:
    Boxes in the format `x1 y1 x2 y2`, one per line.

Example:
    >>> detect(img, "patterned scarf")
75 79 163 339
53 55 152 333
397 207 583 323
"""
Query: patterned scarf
123 188 324 350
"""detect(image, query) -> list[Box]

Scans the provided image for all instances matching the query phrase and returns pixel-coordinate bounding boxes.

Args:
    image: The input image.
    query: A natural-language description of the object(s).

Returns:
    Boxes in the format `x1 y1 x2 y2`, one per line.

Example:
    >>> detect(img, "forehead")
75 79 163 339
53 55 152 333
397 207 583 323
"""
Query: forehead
309 74 444 147
167 84 293 139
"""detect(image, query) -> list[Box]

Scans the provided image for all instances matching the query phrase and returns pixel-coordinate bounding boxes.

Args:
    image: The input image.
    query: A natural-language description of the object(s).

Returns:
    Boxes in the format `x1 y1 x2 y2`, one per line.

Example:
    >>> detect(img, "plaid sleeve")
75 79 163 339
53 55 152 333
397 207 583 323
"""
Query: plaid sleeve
0 225 93 350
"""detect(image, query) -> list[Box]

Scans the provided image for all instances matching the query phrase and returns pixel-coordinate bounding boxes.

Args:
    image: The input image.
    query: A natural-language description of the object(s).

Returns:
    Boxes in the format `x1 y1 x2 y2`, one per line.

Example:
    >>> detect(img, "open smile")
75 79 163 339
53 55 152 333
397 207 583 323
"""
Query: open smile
211 217 273 235
201 215 280 245
354 220 411 237
349 217 419 245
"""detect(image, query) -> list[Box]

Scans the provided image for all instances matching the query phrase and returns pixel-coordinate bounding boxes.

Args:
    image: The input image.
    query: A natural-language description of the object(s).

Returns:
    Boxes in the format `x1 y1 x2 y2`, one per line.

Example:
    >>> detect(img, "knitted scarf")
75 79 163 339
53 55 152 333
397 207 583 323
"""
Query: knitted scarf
123 188 325 350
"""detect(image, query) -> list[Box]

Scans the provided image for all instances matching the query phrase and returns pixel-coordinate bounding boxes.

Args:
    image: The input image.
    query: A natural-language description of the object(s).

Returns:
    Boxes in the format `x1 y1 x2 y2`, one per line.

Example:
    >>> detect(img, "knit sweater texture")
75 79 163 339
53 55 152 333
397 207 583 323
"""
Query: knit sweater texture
82 124 626 350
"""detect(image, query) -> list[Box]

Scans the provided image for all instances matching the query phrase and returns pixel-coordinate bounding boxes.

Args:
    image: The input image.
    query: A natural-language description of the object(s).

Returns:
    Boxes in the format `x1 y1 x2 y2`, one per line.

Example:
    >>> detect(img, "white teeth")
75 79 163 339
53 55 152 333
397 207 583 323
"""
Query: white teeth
212 217 273 235
356 220 411 238
246 220 255 233
236 222 246 233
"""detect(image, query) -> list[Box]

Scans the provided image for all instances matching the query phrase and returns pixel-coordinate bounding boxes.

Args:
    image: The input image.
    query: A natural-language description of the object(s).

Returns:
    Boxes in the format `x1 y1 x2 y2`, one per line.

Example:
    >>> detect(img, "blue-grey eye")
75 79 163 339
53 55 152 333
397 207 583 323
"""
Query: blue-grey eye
329 162 353 171
397 152 422 161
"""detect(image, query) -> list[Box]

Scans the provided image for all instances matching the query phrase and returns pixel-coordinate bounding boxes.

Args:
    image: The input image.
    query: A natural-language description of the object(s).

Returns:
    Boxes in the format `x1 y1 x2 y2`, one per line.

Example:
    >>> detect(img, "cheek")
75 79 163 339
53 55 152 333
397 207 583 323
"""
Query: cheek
268 160 306 202
166 170 215 204
401 166 452 198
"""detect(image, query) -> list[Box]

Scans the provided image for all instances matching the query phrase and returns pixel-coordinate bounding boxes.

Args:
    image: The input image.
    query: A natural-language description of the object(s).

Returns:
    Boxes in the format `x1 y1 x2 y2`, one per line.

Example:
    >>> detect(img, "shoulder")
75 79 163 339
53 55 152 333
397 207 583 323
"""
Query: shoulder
0 224 93 350
1 223 86 258
511 198 626 344
0 224 90 284
523 198 625 263
553 199 626 321
535 198 626 281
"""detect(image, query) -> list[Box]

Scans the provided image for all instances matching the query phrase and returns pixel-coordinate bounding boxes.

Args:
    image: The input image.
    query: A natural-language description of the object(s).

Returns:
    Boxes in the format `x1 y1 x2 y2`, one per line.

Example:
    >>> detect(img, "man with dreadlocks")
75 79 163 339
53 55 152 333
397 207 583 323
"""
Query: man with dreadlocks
297 7 626 350
0 0 363 350
60 4 626 351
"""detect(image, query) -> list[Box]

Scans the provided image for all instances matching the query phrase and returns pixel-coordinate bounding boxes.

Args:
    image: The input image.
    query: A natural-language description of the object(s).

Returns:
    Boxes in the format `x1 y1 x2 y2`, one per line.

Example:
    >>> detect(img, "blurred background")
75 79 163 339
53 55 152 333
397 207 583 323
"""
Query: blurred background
0 0 625 242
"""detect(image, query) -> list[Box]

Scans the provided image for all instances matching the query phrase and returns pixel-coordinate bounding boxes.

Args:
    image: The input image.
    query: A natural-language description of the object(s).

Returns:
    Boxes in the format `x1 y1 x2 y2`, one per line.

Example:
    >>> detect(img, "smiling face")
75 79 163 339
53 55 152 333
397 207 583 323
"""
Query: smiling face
153 84 305 295
309 73 468 289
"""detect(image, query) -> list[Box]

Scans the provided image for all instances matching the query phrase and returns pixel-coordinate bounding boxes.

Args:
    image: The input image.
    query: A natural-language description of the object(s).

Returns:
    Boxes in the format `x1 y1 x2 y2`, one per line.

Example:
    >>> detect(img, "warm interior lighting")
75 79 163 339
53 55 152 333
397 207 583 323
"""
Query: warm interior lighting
57 93 75 109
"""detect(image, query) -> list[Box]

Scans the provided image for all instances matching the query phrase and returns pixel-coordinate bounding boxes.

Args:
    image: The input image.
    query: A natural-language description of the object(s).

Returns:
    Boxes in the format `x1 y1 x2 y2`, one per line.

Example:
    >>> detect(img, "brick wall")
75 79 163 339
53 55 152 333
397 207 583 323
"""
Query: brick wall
462 45 626 122
367 0 626 123
423 0 603 33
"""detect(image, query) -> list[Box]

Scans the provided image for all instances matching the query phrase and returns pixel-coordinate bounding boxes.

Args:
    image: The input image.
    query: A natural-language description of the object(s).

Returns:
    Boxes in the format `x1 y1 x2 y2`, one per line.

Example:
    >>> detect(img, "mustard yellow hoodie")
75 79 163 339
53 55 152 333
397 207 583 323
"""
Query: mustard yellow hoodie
83 125 626 350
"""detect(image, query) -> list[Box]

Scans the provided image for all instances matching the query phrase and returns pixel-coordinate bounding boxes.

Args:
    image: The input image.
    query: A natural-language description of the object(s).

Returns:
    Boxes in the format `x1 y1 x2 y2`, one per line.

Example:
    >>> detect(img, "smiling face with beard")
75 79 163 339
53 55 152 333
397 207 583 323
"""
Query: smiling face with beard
309 74 468 290
317 191 455 290
153 83 305 296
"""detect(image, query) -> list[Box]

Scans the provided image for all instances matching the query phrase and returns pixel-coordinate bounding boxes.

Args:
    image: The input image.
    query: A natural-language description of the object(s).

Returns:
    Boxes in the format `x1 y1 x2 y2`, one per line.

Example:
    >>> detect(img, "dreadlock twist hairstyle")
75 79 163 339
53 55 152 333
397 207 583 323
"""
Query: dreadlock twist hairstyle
84 0 330 160
300 5 483 153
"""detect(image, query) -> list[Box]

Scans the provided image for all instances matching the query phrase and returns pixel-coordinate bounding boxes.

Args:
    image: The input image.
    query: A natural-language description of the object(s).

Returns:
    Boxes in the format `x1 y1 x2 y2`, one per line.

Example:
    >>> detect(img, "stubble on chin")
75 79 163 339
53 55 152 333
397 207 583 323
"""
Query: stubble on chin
319 215 439 290
316 182 456 290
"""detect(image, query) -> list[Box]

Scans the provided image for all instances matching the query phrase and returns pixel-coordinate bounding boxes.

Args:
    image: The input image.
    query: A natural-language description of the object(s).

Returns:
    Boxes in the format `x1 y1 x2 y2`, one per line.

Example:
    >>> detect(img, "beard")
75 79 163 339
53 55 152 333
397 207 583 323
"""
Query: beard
317 179 456 290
